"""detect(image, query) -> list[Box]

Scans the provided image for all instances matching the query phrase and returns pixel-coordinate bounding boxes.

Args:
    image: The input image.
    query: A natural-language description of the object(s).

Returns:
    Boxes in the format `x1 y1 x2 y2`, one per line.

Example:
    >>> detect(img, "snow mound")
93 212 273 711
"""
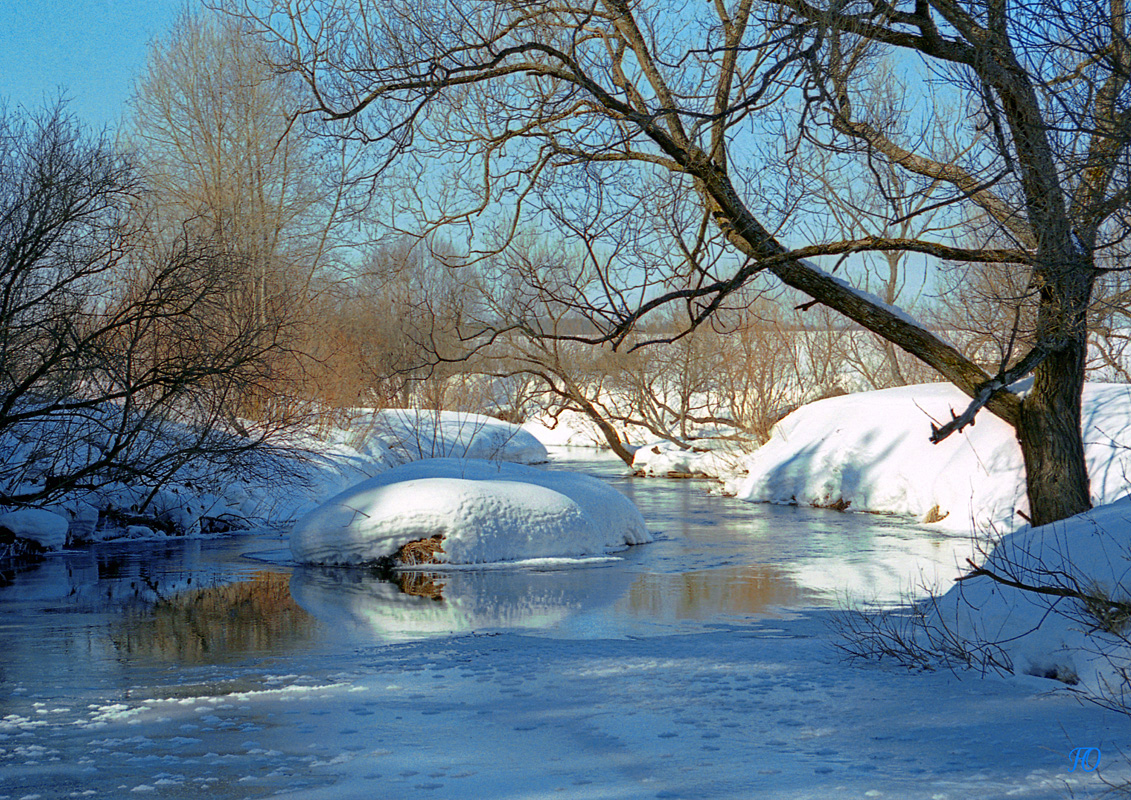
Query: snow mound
928 498 1131 695
735 382 1131 532
264 411 546 523
290 458 651 566
632 440 748 478
358 410 547 463
0 509 69 550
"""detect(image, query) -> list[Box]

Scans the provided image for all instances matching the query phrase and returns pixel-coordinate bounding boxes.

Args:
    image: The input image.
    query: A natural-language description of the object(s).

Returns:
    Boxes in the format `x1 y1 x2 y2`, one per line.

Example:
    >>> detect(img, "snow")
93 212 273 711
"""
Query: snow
0 408 548 546
204 410 548 530
244 409 548 526
520 410 642 450
1 607 1123 798
290 458 651 565
928 497 1131 696
734 382 1131 532
0 461 1128 798
722 381 1131 705
359 408 548 463
633 439 750 477
0 508 68 550
6 376 1131 796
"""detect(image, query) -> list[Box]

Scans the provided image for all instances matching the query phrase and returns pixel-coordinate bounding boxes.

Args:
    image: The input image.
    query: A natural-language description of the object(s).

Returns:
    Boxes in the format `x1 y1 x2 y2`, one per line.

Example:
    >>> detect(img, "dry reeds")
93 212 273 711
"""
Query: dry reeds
396 534 445 566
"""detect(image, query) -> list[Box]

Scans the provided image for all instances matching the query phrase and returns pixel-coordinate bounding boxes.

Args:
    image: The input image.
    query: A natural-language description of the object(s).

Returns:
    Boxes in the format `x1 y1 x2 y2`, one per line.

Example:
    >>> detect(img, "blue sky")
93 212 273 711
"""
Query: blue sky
0 0 183 129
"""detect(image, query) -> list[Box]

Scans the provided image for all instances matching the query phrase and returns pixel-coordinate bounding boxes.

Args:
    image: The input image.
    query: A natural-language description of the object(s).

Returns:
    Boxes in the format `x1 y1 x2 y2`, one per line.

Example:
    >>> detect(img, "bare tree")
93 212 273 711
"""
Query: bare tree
470 238 822 462
128 7 362 419
0 103 299 510
1089 269 1131 382
130 7 346 298
225 0 1131 525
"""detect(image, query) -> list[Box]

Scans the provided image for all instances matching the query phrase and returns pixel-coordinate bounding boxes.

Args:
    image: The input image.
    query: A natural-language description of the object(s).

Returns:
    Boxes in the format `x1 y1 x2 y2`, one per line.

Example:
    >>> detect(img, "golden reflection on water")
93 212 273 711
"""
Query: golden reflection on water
621 564 825 620
397 571 445 600
112 571 319 663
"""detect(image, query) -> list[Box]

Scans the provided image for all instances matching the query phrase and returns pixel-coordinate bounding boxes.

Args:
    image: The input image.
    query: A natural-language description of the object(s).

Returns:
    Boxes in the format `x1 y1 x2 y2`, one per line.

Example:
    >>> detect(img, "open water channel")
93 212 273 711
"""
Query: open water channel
0 451 995 798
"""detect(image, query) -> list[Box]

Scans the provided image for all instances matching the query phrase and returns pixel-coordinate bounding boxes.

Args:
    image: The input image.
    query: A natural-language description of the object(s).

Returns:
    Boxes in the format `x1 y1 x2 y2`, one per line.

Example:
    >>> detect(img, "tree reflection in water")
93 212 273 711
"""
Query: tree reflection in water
112 571 319 663
622 564 825 620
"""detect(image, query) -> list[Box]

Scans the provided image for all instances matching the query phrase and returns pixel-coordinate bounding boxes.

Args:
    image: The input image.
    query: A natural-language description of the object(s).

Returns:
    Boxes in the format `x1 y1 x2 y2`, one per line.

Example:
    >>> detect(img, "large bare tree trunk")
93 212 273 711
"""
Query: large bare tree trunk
1017 367 1090 525
1016 299 1093 526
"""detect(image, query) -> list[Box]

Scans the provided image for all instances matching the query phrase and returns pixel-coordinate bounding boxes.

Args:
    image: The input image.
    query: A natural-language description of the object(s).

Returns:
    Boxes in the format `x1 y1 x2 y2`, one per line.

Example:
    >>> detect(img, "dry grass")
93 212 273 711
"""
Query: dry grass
921 504 950 523
392 535 446 600
813 497 852 512
396 534 445 566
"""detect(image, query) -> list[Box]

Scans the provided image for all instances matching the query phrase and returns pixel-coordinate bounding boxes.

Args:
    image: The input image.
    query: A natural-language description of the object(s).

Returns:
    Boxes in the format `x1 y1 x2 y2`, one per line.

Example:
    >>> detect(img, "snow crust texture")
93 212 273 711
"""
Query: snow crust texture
290 458 651 566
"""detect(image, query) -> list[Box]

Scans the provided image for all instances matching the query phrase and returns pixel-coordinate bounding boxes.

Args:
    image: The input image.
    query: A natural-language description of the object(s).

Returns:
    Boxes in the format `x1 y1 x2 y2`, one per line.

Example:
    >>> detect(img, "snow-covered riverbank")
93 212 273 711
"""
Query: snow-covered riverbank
5 389 1131 798
1 460 1128 799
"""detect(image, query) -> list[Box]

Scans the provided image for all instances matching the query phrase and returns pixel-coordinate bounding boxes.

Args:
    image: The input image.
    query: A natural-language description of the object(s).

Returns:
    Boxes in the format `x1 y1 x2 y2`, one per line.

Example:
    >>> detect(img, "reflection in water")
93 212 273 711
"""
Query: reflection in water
622 564 826 621
0 454 982 683
286 454 979 642
397 570 445 599
290 562 633 641
113 571 318 663
549 451 977 610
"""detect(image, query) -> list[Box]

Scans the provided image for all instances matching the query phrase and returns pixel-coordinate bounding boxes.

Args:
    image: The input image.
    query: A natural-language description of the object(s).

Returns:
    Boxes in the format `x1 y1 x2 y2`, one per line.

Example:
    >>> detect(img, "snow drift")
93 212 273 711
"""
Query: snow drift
357 409 548 464
735 382 1131 532
290 458 651 566
926 498 1131 696
0 508 69 551
0 409 548 549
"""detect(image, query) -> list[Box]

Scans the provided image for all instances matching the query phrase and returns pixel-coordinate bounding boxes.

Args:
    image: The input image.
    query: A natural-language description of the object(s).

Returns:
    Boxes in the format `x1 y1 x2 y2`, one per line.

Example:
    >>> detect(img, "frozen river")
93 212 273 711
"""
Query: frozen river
0 452 1123 798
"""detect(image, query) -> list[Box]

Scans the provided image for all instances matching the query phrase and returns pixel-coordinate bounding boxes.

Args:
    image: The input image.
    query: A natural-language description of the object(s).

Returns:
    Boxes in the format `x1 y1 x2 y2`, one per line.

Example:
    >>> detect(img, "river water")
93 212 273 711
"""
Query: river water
0 451 986 798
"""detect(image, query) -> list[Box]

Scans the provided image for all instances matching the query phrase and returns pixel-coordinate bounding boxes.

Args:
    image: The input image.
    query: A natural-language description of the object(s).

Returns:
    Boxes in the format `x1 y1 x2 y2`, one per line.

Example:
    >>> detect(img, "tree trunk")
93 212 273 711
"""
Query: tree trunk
1014 252 1094 527
585 409 636 466
568 393 635 465
1016 338 1092 526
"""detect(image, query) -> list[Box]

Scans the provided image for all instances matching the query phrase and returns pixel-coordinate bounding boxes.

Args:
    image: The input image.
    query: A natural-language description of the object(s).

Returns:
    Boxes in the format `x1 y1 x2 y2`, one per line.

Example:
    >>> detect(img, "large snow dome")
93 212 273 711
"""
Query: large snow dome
290 458 651 566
